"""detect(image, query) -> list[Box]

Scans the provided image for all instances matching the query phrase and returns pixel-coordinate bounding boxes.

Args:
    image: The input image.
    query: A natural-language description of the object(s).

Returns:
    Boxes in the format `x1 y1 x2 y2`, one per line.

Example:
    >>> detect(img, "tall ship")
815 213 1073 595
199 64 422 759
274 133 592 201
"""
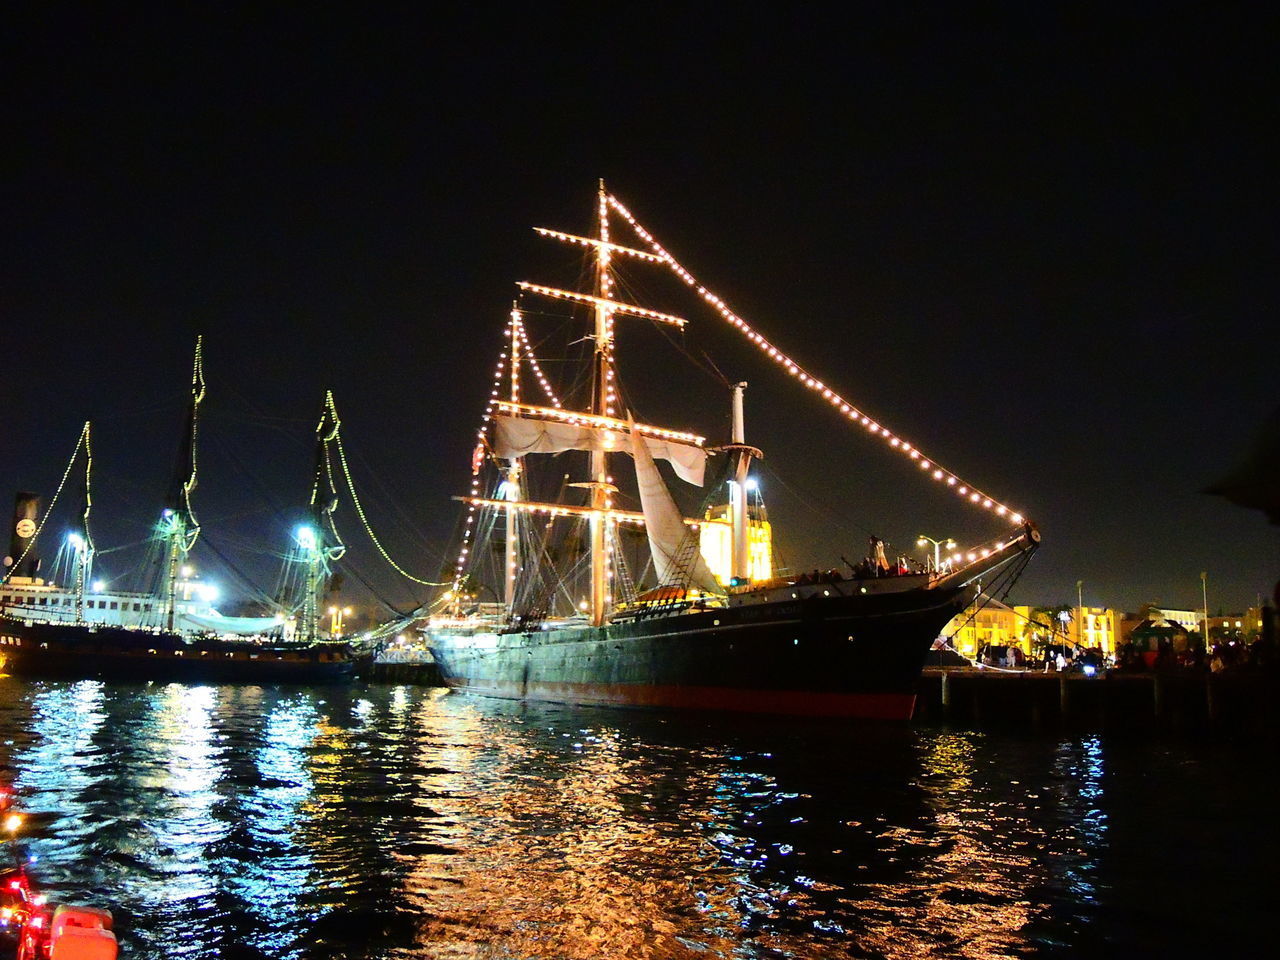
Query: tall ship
0 339 363 683
424 185 1040 719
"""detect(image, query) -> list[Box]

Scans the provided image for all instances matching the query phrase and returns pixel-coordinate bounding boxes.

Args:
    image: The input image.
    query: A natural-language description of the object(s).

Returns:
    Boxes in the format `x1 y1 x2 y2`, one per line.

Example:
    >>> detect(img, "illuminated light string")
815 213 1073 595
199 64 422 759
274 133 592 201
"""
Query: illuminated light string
451 338 513 600
532 227 665 263
494 401 705 446
0 422 91 586
598 190 618 420
79 418 96 559
511 312 562 408
516 283 687 328
605 193 1028 525
508 309 521 406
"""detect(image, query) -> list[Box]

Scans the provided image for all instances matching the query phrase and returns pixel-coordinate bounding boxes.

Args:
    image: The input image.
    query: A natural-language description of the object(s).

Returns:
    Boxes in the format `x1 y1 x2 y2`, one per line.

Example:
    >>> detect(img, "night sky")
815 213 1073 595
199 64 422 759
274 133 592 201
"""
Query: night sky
2 6 1275 618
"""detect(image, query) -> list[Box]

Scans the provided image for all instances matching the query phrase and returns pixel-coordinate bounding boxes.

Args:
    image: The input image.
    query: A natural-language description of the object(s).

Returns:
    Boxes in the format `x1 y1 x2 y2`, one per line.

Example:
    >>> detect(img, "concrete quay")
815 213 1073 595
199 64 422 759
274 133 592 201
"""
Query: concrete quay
913 666 1280 736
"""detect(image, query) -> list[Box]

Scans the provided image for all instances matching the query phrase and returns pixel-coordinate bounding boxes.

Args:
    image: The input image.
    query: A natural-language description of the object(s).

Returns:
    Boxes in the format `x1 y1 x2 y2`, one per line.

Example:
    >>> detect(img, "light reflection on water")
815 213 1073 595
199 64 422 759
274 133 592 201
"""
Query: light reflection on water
0 679 1271 958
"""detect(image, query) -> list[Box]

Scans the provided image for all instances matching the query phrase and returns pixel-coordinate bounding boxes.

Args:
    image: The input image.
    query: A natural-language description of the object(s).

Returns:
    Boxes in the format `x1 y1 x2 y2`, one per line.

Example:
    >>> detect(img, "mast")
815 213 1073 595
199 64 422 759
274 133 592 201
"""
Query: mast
495 186 697 623
730 383 749 582
161 336 206 632
588 181 613 626
73 421 95 624
504 306 522 612
300 392 347 642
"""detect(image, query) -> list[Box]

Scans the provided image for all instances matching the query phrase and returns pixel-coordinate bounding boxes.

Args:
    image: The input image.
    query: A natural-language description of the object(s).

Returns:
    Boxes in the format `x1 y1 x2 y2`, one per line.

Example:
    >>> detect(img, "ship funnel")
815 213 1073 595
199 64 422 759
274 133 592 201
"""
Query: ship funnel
6 492 41 580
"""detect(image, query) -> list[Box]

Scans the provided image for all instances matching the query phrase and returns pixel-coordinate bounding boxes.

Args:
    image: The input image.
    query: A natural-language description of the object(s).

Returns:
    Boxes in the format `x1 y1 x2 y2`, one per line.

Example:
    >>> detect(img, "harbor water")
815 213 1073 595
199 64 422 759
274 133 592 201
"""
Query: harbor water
0 678 1273 958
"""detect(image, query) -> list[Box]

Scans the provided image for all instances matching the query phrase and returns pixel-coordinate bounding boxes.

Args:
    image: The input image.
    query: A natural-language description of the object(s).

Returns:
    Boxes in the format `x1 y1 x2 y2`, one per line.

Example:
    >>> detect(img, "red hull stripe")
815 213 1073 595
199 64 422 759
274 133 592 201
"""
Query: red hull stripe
444 679 916 720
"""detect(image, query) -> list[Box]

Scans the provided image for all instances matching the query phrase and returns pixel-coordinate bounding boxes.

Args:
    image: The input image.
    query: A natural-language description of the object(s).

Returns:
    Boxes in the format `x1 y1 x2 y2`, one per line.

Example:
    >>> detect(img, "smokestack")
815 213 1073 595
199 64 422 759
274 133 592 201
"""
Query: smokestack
5 492 41 581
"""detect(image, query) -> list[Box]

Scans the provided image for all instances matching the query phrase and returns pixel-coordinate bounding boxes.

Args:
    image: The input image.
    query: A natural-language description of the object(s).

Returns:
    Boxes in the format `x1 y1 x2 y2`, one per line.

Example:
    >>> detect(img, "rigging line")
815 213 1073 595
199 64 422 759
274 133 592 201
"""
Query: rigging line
2 422 88 586
195 532 280 607
513 313 563 408
95 537 158 555
329 548 420 618
208 431 296 532
345 443 445 562
608 267 728 389
329 410 450 587
756 458 877 543
216 378 315 444
940 552 1033 645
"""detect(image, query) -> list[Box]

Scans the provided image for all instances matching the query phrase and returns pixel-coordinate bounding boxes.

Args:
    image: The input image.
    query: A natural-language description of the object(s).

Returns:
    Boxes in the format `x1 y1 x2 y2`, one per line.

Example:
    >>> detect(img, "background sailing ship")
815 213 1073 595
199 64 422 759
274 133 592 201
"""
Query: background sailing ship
0 340 373 682
424 186 1040 717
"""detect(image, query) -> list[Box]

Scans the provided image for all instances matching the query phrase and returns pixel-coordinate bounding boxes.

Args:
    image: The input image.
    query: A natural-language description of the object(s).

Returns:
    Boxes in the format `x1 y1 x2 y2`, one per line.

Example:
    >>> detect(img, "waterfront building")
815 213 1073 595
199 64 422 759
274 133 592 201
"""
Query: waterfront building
1068 606 1118 656
941 598 1020 659
941 601 1120 660
1208 607 1263 641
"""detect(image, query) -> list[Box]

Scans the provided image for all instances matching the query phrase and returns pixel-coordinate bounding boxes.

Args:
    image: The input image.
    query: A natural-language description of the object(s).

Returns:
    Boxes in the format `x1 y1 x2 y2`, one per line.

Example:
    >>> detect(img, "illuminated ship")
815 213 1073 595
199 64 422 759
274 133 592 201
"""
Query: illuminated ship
423 185 1040 719
0 340 361 683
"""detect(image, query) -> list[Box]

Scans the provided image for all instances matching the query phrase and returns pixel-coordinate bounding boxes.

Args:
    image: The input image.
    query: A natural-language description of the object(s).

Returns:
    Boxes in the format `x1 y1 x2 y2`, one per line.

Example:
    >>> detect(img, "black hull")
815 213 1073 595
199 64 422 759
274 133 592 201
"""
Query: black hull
0 619 358 684
427 580 974 719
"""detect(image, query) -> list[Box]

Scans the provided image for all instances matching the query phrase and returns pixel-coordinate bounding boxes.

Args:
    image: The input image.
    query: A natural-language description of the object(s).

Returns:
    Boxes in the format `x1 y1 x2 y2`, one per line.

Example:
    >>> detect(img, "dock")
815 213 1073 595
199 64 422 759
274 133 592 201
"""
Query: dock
913 667 1280 736
359 660 443 685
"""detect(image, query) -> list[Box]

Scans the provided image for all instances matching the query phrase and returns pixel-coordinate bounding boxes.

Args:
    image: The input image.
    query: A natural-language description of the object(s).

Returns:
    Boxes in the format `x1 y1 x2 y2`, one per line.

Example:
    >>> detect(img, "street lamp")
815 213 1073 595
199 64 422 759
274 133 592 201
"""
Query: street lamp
1201 571 1210 649
917 535 957 573
1076 579 1084 648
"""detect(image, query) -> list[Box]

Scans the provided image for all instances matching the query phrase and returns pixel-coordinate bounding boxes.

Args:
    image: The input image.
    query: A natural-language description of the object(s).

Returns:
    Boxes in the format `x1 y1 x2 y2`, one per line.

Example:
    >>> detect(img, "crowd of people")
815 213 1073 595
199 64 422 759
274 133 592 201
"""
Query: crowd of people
969 635 1278 675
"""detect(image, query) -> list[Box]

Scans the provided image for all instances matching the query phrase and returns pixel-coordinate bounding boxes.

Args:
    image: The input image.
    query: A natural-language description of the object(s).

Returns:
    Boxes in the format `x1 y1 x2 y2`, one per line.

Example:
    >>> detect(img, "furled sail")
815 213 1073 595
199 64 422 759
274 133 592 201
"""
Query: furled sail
629 423 721 593
494 414 706 485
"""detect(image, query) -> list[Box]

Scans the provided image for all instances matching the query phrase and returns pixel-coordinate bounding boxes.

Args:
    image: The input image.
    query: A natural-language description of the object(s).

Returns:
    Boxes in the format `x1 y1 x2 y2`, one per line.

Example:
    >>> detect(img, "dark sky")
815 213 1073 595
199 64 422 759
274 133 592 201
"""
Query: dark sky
2 5 1275 617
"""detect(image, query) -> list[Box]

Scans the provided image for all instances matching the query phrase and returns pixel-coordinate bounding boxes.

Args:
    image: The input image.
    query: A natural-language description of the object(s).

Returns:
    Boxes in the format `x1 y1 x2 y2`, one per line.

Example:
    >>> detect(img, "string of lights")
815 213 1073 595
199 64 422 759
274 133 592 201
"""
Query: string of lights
173 335 206 551
532 227 666 263
516 282 687 328
493 401 705 446
81 418 96 557
450 336 512 601
605 193 1027 526
0 422 90 586
512 311 562 408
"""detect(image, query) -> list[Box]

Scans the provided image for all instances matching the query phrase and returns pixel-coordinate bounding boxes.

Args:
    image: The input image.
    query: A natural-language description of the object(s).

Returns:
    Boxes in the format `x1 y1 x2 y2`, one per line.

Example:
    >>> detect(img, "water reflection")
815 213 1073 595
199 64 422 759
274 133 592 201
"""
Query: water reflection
0 680 1269 958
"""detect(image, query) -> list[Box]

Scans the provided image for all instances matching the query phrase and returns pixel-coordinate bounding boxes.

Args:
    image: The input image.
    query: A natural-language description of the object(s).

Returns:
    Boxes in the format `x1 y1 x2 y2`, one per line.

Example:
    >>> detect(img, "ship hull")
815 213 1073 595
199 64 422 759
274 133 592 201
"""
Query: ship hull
427 580 973 719
0 619 360 684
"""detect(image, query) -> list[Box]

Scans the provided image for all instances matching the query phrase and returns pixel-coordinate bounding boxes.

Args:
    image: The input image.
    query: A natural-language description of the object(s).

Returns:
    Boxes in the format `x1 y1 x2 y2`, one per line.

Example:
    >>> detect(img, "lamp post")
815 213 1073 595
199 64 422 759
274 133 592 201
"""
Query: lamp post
1076 579 1084 649
917 535 957 573
1201 570 1210 651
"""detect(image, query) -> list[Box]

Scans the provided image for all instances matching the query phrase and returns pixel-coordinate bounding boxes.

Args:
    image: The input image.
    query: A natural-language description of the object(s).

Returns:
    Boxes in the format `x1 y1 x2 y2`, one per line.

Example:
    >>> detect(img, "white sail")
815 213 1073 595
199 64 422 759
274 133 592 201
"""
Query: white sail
629 423 721 593
494 414 706 485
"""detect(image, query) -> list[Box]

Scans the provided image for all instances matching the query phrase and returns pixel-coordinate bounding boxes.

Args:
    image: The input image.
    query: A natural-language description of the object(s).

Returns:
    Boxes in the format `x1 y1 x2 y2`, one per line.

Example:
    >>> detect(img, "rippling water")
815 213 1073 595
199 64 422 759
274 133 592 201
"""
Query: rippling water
0 678 1272 958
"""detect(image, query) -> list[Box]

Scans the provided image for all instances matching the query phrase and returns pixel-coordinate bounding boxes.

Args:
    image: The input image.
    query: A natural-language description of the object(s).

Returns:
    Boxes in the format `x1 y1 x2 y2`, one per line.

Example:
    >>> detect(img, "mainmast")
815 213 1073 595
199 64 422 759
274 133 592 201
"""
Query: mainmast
473 184 698 624
587 182 614 626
